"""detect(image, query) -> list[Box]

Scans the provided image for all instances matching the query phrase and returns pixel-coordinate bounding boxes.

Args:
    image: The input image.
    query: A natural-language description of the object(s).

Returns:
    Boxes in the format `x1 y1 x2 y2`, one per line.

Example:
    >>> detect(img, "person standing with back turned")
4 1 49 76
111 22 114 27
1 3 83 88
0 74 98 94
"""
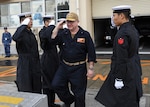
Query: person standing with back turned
39 15 60 107
12 12 42 93
95 5 143 107
51 12 96 107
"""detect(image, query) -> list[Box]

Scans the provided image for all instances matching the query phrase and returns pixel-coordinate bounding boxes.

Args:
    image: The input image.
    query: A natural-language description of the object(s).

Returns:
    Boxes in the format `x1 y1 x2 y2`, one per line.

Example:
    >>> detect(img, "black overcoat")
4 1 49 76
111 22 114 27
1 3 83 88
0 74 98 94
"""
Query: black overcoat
95 22 143 107
39 25 59 89
12 25 42 93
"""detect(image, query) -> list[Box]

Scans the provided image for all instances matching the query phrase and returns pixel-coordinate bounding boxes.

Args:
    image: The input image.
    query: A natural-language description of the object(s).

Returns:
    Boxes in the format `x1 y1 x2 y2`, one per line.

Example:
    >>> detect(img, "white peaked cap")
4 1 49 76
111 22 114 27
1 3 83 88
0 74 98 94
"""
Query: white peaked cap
112 5 131 13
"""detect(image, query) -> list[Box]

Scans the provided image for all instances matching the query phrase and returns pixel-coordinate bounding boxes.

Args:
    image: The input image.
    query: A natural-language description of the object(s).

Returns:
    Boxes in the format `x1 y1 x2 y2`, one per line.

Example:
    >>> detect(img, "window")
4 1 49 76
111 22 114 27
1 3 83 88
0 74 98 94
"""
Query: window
1 16 8 27
21 2 30 13
45 0 69 22
0 4 9 27
9 3 20 15
31 0 43 26
45 0 55 15
1 5 8 16
0 0 70 27
0 3 21 27
10 15 20 27
57 0 69 19
57 0 69 11
9 3 21 27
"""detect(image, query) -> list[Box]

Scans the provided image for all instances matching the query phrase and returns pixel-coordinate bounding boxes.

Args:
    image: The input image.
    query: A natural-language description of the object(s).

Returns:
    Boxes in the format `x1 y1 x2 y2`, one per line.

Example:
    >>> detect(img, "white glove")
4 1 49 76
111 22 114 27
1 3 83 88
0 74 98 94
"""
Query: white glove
63 24 68 28
114 78 124 89
49 20 55 25
21 18 30 25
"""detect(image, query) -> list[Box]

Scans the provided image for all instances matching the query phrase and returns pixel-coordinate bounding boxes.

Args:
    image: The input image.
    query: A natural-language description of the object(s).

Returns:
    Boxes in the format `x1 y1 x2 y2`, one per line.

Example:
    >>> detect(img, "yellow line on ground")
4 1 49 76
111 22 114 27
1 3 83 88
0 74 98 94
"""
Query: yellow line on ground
97 60 150 66
0 105 10 107
141 60 150 62
142 63 150 66
0 70 16 77
0 96 23 105
0 66 14 68
0 67 16 75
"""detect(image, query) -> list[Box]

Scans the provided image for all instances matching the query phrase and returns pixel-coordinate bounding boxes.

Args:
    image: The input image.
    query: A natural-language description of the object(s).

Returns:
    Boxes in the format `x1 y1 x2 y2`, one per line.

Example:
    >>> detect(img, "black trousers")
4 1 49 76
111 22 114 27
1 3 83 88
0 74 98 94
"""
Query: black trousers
52 62 87 107
43 88 55 106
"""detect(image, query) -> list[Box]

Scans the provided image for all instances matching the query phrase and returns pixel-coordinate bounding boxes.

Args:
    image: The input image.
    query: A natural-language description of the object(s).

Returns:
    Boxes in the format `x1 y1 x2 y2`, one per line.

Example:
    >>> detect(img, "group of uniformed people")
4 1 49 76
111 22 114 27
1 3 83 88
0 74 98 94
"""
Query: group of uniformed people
12 12 96 107
12 4 143 107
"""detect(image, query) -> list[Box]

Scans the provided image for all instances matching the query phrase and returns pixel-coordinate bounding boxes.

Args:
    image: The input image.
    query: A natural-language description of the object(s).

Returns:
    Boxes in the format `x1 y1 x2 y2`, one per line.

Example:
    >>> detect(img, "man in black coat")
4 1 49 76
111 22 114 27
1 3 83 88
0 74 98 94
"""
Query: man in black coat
95 5 143 107
12 12 42 93
39 15 60 107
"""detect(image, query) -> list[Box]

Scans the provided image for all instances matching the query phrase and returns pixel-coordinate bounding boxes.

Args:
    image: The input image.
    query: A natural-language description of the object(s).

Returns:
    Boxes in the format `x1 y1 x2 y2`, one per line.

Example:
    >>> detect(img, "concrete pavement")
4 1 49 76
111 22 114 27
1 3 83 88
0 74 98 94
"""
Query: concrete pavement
0 80 149 107
0 56 150 107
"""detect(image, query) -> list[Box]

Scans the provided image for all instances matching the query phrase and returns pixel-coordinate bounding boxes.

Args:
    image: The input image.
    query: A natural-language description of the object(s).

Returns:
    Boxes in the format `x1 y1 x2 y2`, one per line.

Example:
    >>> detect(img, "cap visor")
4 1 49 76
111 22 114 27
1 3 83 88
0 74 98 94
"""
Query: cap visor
66 18 76 21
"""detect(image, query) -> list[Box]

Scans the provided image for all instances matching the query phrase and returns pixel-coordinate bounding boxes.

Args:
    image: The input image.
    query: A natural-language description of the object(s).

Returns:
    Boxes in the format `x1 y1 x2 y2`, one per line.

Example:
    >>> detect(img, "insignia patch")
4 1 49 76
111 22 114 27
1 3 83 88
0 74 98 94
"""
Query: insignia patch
118 38 124 45
77 38 85 43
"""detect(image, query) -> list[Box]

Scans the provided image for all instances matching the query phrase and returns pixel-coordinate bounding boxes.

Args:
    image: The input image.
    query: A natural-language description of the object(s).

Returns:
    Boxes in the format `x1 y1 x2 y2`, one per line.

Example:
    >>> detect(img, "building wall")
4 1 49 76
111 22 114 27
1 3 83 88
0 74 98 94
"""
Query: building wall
0 0 28 3
1 0 149 55
69 0 94 39
0 0 69 55
92 0 150 19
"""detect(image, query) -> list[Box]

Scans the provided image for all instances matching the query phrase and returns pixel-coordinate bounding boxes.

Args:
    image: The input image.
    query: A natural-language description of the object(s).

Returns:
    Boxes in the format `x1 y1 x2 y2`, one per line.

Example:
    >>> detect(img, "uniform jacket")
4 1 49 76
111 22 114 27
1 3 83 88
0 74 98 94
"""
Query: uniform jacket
95 22 143 107
12 25 41 93
55 26 96 63
2 32 12 45
39 25 59 88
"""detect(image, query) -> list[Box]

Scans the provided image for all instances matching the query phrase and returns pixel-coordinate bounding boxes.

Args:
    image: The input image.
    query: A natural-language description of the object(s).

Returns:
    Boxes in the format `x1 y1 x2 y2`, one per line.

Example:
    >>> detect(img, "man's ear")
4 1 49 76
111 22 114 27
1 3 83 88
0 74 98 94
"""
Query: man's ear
120 13 125 19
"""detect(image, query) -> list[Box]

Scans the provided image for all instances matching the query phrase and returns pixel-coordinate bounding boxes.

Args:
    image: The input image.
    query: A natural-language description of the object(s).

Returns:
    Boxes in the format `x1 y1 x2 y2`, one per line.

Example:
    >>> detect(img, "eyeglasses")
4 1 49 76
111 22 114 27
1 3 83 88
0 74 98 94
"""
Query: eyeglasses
66 21 77 25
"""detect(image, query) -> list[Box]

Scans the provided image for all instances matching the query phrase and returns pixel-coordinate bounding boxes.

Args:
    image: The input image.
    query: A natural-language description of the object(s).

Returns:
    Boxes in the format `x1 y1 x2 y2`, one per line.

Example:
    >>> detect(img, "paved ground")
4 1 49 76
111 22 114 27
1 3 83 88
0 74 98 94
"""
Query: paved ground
0 80 149 107
0 55 150 107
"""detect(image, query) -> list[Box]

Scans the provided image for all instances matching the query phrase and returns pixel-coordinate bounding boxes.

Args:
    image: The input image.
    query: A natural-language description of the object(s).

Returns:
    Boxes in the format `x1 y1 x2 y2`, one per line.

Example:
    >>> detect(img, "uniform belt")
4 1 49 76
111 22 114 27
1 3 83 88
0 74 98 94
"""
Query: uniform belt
63 59 86 66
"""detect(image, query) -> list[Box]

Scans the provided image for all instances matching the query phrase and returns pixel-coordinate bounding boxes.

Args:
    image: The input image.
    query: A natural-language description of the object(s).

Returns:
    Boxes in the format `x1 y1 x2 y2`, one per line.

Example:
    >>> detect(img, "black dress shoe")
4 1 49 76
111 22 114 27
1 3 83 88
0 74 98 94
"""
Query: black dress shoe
61 103 70 107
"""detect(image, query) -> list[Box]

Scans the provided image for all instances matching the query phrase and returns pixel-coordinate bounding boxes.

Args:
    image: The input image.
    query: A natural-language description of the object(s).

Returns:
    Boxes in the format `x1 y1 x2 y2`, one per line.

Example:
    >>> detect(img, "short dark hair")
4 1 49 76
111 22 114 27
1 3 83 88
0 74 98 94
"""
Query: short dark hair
43 18 51 22
122 11 131 19
114 9 131 19
4 27 7 29
117 11 131 19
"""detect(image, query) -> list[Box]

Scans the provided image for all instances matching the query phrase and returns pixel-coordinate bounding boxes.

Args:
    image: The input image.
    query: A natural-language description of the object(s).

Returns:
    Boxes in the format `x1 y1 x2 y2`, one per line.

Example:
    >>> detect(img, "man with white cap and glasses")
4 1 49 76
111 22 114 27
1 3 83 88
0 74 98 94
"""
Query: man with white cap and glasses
95 5 143 107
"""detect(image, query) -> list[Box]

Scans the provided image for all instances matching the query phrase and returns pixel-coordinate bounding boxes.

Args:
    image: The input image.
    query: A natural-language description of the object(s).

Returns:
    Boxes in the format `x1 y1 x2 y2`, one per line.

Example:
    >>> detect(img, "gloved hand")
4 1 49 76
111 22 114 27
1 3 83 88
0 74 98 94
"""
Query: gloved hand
63 24 68 28
114 78 124 89
21 18 30 25
49 20 55 25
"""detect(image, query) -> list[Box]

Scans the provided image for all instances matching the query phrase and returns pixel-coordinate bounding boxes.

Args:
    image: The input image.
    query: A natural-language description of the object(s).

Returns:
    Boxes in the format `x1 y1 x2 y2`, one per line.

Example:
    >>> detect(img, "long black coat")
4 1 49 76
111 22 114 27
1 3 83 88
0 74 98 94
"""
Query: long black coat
39 25 59 89
13 25 42 93
95 22 143 107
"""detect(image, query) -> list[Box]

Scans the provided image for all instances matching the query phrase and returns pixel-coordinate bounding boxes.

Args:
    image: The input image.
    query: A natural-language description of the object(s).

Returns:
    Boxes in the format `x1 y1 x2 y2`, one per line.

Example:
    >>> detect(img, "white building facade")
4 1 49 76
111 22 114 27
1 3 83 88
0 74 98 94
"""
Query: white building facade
0 0 150 55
